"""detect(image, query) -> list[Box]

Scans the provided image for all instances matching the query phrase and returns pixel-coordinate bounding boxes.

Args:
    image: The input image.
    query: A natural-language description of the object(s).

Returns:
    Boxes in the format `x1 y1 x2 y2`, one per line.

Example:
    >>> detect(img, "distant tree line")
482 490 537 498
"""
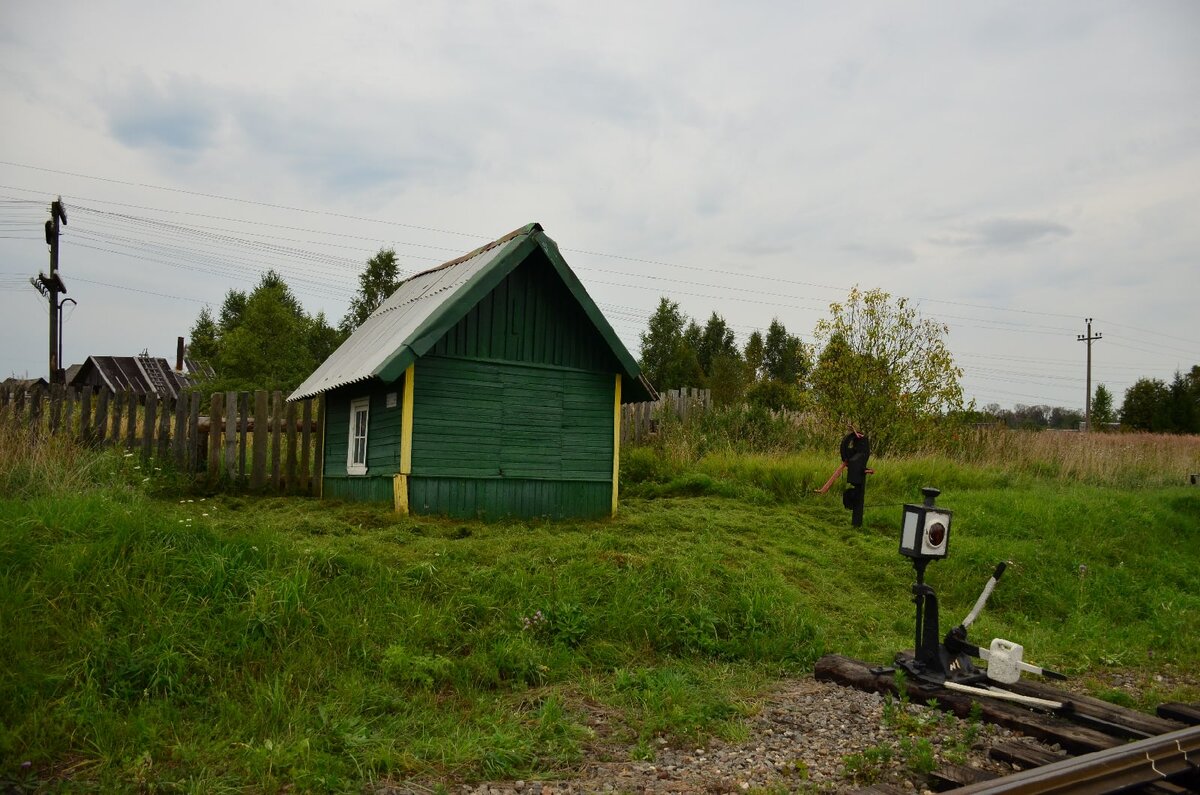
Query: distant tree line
972 368 1199 434
1117 367 1200 433
638 287 965 453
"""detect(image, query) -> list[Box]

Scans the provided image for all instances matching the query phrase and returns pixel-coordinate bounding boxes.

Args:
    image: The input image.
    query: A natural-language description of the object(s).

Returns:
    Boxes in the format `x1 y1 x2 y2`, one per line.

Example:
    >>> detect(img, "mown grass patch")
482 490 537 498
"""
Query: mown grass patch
1 432 1197 791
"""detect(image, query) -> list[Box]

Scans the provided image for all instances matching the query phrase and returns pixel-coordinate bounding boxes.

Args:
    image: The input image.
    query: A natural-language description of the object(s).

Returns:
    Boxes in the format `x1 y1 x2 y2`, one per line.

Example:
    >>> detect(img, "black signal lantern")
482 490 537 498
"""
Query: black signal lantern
900 487 952 559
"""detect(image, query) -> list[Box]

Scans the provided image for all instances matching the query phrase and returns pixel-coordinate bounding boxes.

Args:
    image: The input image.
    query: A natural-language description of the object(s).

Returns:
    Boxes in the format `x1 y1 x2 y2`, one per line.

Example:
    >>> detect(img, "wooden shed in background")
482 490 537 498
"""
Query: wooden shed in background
290 222 654 519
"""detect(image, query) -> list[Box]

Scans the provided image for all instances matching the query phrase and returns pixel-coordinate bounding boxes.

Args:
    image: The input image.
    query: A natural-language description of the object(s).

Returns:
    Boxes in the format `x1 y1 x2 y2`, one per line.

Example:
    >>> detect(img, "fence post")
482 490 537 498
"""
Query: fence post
208 392 223 483
238 392 249 482
94 390 110 446
252 390 267 489
300 399 312 494
224 391 237 481
157 396 171 461
142 392 157 462
79 389 92 445
285 400 298 493
188 391 201 473
111 391 124 447
173 392 187 468
271 391 283 492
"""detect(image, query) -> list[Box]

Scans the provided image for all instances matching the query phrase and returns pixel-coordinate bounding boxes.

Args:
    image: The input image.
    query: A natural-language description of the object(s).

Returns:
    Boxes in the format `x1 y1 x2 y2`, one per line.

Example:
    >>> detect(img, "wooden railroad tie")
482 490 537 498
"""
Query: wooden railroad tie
817 654 1200 794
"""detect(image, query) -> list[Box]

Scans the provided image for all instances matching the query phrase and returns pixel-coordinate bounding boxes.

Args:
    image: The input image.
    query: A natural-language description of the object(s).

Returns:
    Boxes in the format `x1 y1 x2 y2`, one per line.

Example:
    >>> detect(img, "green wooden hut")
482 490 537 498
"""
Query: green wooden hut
290 223 654 519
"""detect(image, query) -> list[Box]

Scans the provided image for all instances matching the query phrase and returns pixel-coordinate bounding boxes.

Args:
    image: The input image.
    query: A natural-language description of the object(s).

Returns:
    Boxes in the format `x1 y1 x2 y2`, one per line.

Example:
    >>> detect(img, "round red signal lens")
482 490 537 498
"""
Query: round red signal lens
927 522 946 547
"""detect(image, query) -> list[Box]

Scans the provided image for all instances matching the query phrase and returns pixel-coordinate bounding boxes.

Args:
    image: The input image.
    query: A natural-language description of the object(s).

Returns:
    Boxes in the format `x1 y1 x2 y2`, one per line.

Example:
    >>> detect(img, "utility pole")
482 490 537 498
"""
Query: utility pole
1077 318 1102 431
30 197 68 383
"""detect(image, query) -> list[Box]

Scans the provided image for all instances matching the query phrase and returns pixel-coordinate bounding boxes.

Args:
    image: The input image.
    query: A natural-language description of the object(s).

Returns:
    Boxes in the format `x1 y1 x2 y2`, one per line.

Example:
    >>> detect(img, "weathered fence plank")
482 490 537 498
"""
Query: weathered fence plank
285 400 298 492
79 389 92 445
238 392 249 481
224 391 237 479
252 390 268 489
173 392 187 467
188 392 201 472
142 393 157 461
125 391 138 449
94 390 110 445
271 391 283 492
208 392 223 482
157 397 171 461
111 391 124 447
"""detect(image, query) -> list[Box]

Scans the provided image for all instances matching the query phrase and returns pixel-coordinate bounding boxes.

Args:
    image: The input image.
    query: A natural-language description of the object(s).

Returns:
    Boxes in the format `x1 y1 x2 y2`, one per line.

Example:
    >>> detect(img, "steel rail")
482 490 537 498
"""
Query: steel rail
952 724 1200 793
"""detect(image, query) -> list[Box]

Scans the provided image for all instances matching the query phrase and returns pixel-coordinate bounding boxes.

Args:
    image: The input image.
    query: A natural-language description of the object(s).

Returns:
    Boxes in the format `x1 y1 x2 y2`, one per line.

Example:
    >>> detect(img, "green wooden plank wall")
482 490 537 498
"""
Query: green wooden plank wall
408 476 611 519
411 355 613 483
323 378 404 478
323 475 395 503
428 248 621 373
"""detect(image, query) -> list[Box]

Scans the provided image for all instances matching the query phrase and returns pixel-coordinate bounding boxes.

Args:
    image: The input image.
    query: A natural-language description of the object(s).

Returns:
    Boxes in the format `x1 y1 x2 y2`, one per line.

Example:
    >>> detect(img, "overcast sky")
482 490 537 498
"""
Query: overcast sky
1 1 1197 410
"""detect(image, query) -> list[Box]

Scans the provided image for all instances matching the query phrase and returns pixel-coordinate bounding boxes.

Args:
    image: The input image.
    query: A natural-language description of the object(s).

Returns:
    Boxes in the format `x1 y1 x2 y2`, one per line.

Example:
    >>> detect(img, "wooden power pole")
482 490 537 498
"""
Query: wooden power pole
30 197 68 383
1077 318 1102 431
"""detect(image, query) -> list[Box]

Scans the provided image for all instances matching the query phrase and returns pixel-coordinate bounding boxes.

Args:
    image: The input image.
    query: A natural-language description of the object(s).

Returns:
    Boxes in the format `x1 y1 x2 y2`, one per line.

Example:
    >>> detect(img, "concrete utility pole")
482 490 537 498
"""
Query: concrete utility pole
30 197 68 383
1077 318 1102 431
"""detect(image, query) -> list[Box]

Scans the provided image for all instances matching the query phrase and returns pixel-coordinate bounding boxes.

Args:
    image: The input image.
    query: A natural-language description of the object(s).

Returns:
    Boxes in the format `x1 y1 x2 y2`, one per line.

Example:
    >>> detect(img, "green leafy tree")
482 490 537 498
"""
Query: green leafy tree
638 298 703 391
187 306 220 364
761 318 809 386
708 354 748 406
1091 383 1115 426
341 248 401 334
696 313 738 377
1167 370 1198 433
187 270 347 394
218 289 247 334
743 331 765 382
811 287 965 453
1120 378 1169 431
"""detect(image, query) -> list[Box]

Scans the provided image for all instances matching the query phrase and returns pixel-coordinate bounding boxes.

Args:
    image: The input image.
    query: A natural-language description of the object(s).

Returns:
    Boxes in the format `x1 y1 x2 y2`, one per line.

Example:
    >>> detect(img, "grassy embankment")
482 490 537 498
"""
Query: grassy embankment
1 416 1197 791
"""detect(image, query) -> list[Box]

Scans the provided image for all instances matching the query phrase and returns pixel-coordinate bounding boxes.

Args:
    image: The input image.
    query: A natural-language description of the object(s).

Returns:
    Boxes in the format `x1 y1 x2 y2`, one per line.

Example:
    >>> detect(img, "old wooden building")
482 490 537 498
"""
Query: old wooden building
290 223 654 519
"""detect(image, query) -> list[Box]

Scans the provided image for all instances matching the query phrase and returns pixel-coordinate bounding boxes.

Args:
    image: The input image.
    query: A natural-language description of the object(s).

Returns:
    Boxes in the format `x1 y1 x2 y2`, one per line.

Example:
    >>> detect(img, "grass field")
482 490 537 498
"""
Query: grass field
1 422 1198 791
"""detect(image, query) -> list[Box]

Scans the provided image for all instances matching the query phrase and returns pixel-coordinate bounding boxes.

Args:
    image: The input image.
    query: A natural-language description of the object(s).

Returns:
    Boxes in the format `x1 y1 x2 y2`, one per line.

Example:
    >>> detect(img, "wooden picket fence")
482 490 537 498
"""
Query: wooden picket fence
0 384 323 494
621 387 712 444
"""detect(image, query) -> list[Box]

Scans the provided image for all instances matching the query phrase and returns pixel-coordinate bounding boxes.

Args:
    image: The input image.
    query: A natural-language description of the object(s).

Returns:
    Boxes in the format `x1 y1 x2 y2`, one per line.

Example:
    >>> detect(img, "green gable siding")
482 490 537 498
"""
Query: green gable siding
428 249 620 373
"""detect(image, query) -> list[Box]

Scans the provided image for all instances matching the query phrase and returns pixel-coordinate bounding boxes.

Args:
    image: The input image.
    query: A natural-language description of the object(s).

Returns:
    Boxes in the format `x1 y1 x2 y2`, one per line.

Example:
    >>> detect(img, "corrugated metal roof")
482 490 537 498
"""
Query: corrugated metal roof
289 227 527 400
288 222 655 403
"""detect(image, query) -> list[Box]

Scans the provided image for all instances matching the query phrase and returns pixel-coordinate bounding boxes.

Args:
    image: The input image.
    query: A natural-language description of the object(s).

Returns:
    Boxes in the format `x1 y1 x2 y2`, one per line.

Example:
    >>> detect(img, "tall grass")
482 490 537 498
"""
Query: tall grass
0 410 116 498
633 403 1200 488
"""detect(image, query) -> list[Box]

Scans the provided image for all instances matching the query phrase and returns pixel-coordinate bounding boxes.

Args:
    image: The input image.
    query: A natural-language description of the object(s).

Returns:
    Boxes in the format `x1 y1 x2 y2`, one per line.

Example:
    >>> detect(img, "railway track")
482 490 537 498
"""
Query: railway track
815 654 1200 793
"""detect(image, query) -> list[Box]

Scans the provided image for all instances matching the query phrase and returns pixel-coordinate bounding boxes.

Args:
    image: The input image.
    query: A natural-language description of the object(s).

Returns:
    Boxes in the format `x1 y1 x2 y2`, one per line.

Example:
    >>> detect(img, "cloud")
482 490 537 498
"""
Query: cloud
930 218 1072 250
841 241 916 264
105 74 223 155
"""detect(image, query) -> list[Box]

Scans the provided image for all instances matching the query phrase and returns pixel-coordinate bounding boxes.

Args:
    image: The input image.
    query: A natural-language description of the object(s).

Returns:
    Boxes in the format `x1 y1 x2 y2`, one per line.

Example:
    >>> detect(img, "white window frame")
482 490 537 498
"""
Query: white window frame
347 396 370 476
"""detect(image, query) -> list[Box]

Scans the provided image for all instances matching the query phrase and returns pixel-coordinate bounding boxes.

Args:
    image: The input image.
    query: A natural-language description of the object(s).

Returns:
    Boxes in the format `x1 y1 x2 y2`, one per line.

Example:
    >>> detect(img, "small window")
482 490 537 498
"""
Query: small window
347 396 369 475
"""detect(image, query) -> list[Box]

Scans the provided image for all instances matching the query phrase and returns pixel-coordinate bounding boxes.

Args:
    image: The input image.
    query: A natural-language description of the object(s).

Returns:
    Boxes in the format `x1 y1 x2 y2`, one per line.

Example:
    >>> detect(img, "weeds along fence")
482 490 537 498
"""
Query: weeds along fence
621 387 712 444
0 384 323 494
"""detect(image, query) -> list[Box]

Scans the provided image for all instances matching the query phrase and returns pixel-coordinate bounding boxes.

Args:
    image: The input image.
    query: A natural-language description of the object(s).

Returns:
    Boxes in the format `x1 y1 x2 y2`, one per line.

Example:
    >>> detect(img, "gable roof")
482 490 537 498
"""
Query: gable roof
290 223 654 402
68 355 190 400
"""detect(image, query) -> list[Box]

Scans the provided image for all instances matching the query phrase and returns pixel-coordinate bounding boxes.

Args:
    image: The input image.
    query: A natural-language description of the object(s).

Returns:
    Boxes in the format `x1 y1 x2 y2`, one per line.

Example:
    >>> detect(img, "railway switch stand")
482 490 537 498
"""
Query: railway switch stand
895 487 1065 702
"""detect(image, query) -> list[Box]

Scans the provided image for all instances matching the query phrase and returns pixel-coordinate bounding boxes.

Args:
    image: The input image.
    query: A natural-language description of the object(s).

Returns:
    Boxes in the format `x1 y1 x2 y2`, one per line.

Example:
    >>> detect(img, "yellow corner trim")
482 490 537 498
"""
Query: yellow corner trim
612 373 621 517
394 474 409 515
400 363 415 475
